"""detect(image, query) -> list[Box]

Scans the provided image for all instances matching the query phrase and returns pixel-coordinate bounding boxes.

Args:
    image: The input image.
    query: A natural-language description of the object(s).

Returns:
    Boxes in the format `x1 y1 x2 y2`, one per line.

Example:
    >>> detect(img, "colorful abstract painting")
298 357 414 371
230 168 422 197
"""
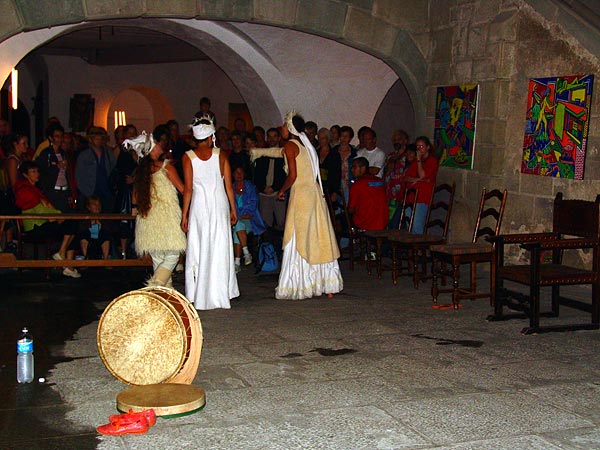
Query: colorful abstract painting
522 74 594 180
434 84 478 170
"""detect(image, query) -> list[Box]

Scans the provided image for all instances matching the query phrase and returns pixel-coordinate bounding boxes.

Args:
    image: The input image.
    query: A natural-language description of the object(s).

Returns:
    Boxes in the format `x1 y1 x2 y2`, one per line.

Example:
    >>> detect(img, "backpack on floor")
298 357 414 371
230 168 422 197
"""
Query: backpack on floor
256 240 278 273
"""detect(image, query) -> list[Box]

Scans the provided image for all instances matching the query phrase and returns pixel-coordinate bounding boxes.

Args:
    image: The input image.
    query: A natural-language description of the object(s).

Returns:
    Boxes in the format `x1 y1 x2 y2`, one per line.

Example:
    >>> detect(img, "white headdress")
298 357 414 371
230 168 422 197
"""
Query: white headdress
191 115 216 143
284 110 324 196
123 131 154 160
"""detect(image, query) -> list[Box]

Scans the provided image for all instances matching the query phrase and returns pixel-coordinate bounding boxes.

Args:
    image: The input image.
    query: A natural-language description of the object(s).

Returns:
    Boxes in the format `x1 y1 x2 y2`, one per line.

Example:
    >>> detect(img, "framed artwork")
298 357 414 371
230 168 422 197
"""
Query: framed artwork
521 74 594 180
69 94 95 133
434 84 478 170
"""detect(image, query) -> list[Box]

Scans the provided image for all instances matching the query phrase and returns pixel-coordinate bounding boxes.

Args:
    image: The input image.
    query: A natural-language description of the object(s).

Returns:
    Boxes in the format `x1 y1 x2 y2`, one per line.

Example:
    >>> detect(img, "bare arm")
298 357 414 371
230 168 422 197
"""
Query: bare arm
165 163 184 193
221 153 237 225
6 157 18 188
181 153 193 232
276 142 299 200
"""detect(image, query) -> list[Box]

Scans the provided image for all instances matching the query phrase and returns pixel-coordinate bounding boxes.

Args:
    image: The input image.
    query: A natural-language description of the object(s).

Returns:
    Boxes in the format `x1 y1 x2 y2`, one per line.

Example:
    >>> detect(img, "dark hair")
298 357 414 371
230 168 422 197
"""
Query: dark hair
232 164 245 174
245 134 258 144
253 126 265 136
166 119 179 128
152 124 169 143
415 135 433 150
353 157 369 169
406 143 417 154
124 124 137 135
340 126 354 140
266 127 280 136
291 114 306 134
330 124 341 134
19 161 38 175
114 125 125 140
305 121 317 132
362 127 376 139
199 97 211 106
86 195 102 208
357 126 370 139
46 122 64 138
230 130 242 139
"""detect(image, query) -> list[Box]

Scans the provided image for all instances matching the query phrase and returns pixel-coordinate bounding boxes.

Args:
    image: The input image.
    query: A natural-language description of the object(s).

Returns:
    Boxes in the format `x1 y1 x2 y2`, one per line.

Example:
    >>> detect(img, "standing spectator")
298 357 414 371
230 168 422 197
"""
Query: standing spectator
317 128 341 200
33 117 61 159
304 121 318 149
384 129 409 228
254 127 287 231
403 136 439 234
1 133 28 253
356 128 386 178
75 127 116 212
229 130 251 177
194 97 216 125
253 126 267 148
35 123 74 213
348 157 388 231
336 125 357 202
330 124 341 147
216 126 232 157
356 125 370 151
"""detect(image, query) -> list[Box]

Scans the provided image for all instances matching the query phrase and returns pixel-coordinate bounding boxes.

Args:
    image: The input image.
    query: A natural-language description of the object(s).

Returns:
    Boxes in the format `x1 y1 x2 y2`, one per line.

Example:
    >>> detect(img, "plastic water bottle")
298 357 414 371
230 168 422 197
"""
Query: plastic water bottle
17 328 34 383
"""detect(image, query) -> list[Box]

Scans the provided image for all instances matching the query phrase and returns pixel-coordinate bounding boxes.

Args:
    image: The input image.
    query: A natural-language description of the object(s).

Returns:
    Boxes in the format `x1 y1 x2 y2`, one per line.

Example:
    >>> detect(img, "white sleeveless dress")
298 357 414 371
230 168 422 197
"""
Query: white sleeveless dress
185 149 239 310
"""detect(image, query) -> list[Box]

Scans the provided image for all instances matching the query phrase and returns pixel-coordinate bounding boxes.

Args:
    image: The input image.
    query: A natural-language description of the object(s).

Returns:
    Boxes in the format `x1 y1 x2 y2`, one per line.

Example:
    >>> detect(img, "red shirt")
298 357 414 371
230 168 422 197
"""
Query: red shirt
349 173 388 230
406 155 438 205
14 179 48 210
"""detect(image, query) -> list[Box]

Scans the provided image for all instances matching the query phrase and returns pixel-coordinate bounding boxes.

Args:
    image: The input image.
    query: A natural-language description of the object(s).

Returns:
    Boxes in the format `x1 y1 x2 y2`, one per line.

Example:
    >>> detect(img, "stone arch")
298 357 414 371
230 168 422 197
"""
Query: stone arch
0 1 428 131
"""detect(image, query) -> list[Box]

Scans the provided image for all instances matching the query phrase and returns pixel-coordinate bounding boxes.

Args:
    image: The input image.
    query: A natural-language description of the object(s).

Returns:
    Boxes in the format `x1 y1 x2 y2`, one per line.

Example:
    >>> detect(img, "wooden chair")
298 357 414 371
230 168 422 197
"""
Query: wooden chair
15 219 53 260
430 188 508 309
488 192 600 334
363 187 419 278
388 183 456 288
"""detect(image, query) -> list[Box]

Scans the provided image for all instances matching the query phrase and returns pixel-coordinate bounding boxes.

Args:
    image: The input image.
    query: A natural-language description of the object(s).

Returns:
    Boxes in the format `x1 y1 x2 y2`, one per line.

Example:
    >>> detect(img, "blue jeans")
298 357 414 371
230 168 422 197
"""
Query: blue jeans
405 203 429 234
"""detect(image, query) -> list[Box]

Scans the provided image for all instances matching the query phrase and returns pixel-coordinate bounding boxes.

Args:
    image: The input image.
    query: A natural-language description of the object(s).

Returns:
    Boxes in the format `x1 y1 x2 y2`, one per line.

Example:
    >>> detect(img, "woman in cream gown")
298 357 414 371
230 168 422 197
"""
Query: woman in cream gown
275 112 343 300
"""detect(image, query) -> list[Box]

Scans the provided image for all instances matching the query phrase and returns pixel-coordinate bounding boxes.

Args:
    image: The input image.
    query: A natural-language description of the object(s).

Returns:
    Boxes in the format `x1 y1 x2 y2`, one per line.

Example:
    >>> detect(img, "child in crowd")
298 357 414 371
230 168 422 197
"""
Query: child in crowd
78 195 111 260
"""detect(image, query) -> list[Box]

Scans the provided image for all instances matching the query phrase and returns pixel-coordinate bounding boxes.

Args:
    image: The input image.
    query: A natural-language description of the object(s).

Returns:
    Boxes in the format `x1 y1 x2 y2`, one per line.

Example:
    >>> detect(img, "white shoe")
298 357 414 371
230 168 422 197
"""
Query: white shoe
235 263 241 274
52 252 63 261
243 254 253 266
63 267 81 278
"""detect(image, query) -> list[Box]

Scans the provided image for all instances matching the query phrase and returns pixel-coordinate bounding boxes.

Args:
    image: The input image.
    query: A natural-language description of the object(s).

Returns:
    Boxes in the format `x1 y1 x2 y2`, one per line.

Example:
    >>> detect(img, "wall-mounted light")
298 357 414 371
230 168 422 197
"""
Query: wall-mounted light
114 110 127 129
11 69 18 110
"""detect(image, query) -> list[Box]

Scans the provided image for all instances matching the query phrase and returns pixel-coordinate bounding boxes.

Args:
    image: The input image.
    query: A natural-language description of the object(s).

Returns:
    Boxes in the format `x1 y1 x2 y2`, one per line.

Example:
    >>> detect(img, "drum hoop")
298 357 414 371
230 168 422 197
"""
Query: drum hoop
140 286 203 384
97 289 187 385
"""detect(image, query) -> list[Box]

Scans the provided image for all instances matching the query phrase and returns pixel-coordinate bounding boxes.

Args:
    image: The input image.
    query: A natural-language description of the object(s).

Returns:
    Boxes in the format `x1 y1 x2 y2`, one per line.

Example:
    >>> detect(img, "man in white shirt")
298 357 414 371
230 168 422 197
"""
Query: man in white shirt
356 128 386 178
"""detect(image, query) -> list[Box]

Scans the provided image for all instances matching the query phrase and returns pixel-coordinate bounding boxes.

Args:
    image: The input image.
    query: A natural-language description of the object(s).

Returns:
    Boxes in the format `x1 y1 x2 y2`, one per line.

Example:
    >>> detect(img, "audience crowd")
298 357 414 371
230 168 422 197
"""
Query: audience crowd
0 96 439 278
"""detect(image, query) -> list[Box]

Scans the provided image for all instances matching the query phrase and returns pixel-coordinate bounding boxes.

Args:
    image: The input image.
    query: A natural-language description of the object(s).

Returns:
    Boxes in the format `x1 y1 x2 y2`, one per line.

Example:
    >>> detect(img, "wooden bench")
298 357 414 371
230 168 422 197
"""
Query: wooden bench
0 213 152 269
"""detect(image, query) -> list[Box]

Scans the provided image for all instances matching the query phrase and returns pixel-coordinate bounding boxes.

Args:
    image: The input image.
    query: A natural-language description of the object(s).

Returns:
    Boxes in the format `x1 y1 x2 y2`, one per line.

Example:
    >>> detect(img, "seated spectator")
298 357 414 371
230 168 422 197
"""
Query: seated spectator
403 136 439 234
216 126 232 157
78 195 111 260
356 127 386 178
384 129 409 229
231 165 266 272
0 133 27 253
348 157 388 231
14 161 80 278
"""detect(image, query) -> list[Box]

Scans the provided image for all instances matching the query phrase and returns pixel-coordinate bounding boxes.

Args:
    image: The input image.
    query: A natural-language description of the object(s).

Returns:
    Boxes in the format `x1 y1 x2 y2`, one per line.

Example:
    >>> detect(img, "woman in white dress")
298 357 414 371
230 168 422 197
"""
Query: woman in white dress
181 117 239 310
126 126 187 287
275 112 343 299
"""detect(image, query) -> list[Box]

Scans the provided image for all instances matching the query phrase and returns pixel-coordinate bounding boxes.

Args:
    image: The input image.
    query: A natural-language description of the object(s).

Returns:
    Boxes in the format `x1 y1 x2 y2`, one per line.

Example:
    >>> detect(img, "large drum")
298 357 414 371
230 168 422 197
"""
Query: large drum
97 287 202 385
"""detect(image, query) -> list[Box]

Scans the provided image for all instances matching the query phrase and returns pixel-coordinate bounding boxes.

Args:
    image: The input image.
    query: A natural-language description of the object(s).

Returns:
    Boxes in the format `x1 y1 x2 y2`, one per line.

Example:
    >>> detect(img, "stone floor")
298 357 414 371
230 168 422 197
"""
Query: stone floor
2 259 600 449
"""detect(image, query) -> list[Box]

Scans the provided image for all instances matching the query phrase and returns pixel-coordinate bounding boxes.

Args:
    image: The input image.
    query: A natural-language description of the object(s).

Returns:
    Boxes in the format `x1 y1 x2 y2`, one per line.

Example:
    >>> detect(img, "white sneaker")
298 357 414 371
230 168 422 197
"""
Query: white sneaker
52 252 63 261
63 267 81 278
243 254 253 266
235 263 241 274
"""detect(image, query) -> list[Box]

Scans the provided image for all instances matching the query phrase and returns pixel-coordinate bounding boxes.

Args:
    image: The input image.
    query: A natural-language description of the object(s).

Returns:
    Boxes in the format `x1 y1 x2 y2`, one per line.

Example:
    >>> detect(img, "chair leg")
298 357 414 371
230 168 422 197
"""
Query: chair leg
348 235 354 271
592 280 599 325
470 261 477 295
366 237 372 275
392 243 398 285
489 258 496 307
432 257 439 305
376 238 383 279
551 285 560 317
452 261 461 309
412 248 419 289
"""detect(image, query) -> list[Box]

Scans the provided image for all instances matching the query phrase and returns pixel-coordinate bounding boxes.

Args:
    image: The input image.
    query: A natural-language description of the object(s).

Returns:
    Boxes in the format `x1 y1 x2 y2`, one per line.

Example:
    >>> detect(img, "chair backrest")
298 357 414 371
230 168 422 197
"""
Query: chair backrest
553 192 600 239
398 187 418 232
472 188 508 243
423 182 455 238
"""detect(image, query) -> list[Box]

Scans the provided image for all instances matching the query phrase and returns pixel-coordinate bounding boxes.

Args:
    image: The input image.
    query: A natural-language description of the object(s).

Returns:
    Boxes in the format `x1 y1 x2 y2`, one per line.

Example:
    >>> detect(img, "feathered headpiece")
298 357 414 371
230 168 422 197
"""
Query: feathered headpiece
191 115 216 141
123 131 154 160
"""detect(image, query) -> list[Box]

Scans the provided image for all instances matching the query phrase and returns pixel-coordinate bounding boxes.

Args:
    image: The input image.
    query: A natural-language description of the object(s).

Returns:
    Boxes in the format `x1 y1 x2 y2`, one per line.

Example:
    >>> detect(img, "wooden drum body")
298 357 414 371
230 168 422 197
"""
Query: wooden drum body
97 287 202 386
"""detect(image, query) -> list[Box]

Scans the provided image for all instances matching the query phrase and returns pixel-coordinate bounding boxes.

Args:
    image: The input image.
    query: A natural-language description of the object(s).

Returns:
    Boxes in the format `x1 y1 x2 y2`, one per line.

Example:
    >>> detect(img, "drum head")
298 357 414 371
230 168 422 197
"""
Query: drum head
98 290 187 385
117 383 206 418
